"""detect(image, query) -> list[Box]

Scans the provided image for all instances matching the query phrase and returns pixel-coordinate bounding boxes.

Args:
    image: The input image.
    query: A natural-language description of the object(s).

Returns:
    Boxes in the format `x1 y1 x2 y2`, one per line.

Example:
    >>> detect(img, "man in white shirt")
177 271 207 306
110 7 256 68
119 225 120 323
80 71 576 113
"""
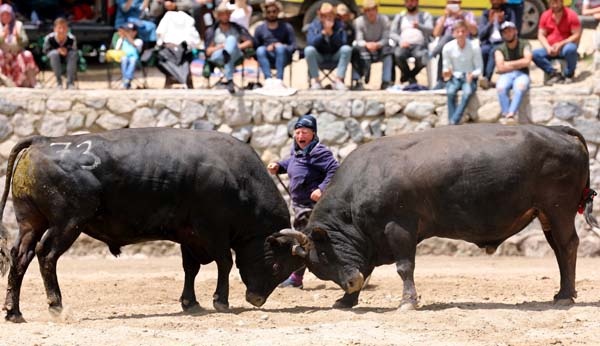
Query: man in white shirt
442 20 483 125
390 0 433 84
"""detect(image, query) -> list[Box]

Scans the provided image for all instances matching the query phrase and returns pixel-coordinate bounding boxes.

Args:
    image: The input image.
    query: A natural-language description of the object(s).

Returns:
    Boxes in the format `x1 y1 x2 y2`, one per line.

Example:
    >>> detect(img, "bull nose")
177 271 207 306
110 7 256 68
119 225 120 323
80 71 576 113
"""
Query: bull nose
343 271 364 294
246 291 266 307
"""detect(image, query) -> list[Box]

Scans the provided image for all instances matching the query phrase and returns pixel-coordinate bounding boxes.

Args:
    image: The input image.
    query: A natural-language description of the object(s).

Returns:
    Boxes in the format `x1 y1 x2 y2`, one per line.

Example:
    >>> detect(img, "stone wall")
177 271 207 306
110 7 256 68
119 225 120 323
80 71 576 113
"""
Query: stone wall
0 84 599 257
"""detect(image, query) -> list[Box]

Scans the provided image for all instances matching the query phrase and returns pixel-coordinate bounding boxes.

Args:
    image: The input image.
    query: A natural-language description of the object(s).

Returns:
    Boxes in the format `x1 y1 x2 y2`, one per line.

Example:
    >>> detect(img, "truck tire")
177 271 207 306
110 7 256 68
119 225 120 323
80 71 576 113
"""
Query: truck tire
522 0 546 39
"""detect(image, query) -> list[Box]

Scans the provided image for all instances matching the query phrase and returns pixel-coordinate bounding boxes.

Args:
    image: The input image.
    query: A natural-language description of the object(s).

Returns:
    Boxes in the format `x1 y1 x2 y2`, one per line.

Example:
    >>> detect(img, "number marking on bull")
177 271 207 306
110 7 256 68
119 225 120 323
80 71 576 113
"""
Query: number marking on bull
50 140 101 170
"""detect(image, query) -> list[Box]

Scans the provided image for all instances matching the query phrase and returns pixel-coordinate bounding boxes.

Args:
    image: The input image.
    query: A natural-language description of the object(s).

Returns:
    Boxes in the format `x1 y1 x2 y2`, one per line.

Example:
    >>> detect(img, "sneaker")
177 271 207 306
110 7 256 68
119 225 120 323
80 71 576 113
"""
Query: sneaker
334 80 347 91
351 80 364 91
226 79 235 94
560 76 574 84
544 71 563 86
279 274 303 289
310 81 322 90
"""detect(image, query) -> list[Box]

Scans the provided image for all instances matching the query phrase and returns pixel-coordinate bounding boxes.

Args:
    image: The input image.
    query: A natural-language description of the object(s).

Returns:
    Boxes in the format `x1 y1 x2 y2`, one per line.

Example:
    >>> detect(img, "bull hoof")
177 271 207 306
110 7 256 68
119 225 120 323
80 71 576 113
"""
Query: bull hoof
5 312 26 323
48 305 63 317
332 297 358 309
553 297 575 306
181 300 201 313
213 300 229 312
399 301 417 311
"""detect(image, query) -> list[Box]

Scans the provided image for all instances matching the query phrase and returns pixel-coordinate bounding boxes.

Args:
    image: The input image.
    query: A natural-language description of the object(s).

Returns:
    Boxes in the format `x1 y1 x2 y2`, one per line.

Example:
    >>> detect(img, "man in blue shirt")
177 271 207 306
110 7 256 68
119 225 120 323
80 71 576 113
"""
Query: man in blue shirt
304 2 352 90
267 114 339 288
254 0 296 88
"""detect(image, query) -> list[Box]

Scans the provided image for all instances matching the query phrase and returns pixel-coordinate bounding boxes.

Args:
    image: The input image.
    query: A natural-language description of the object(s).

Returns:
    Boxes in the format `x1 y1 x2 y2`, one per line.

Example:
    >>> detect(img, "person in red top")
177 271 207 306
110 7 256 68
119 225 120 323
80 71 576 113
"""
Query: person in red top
532 0 581 85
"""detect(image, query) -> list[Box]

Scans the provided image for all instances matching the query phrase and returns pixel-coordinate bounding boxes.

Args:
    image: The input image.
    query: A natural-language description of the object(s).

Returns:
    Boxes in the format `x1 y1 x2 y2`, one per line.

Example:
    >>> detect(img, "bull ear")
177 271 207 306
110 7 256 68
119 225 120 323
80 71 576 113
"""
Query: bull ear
310 227 329 241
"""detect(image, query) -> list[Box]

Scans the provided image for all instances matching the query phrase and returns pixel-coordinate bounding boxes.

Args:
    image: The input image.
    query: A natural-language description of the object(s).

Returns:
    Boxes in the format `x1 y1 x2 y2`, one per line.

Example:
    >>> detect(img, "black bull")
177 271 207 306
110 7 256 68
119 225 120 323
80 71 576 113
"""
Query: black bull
0 128 303 322
281 124 599 309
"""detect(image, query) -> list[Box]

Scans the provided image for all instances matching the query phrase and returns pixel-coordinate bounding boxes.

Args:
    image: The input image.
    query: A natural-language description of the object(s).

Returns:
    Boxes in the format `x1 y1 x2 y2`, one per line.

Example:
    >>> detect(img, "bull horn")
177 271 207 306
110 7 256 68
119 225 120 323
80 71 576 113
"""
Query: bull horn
279 229 311 249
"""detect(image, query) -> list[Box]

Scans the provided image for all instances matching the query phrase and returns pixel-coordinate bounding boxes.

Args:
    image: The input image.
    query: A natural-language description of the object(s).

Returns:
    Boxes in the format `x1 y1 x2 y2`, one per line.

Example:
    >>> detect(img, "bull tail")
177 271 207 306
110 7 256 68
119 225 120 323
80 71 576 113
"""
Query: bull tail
550 126 600 229
0 136 43 276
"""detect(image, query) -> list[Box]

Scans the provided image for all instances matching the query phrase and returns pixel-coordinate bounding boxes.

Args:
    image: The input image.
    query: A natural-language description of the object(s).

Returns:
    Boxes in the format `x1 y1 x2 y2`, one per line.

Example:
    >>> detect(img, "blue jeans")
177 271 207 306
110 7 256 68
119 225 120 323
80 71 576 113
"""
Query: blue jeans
532 43 578 77
121 56 138 81
481 42 502 80
256 45 292 79
304 45 352 79
496 71 530 115
208 36 243 80
446 76 477 125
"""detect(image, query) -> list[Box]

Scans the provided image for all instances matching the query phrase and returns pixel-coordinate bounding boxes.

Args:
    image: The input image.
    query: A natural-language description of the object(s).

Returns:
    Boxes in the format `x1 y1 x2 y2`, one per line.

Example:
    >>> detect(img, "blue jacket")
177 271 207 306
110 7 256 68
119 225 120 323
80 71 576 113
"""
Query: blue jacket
306 18 348 55
277 142 339 208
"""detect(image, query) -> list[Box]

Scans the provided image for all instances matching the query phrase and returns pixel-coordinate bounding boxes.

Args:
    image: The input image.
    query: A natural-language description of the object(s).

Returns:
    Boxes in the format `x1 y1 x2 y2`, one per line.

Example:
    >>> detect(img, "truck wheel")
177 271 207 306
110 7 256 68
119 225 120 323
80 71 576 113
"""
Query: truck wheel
521 0 546 39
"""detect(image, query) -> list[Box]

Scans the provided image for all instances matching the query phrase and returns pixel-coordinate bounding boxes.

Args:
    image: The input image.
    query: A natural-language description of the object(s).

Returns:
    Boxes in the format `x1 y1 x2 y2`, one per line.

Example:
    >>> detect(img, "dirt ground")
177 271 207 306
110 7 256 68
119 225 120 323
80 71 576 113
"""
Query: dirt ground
0 255 599 346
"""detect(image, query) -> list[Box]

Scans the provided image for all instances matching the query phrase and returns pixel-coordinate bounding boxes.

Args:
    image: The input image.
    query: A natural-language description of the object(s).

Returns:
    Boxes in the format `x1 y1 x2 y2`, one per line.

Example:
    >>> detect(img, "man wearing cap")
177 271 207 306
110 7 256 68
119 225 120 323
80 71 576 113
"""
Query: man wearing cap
110 22 143 89
494 21 532 121
205 1 254 94
478 0 515 89
336 3 356 44
304 2 352 90
267 114 339 288
351 0 393 90
533 0 581 85
390 0 433 85
254 0 297 88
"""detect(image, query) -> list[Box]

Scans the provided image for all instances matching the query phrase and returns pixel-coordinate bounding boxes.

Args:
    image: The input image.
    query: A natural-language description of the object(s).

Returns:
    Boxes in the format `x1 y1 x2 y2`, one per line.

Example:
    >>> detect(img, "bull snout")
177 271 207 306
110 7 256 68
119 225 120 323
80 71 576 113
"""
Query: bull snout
245 291 266 307
342 271 364 294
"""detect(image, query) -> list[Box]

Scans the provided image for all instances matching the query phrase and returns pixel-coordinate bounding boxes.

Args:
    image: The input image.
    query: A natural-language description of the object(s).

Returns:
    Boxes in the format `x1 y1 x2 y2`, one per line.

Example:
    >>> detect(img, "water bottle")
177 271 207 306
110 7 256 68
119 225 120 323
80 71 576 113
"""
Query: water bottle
99 44 107 63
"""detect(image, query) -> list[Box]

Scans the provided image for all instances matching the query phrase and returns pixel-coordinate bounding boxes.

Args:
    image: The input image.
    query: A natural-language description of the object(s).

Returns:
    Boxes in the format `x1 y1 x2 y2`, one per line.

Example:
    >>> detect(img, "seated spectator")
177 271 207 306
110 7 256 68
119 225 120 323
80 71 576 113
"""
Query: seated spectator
230 0 252 30
494 21 531 120
43 17 78 89
0 4 38 87
254 0 296 88
155 8 200 88
304 2 352 90
351 0 393 90
64 0 97 21
336 3 356 43
110 22 143 89
478 0 515 89
115 0 157 44
204 1 253 94
390 0 433 85
191 0 216 41
442 20 482 125
532 0 581 85
505 0 524 34
431 0 477 89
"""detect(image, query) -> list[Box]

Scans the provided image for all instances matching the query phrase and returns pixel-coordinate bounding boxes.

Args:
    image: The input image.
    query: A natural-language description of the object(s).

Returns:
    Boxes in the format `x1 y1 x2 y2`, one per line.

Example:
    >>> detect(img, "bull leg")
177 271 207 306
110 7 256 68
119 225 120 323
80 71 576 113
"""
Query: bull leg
179 245 202 312
212 252 233 312
540 212 579 304
4 218 47 323
36 223 82 317
384 221 418 311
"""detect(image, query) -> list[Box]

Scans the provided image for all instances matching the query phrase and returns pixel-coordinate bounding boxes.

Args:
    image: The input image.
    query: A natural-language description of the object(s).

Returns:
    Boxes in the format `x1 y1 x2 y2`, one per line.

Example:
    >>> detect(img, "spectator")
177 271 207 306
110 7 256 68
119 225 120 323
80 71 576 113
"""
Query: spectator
0 4 38 87
204 1 253 94
155 7 200 88
254 0 296 88
390 0 433 85
494 21 531 121
442 20 483 125
191 0 216 41
304 2 352 90
478 0 515 89
431 0 477 89
267 114 339 289
351 0 393 90
115 0 157 44
43 17 78 89
230 0 252 30
336 3 356 44
111 22 143 89
581 0 600 69
532 0 581 85
505 0 523 34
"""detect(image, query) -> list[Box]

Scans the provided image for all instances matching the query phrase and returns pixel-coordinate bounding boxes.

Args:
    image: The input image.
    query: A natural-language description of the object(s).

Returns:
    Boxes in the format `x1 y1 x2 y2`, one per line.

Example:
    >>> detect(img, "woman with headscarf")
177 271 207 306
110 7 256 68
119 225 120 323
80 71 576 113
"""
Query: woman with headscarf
267 114 340 288
0 4 38 87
